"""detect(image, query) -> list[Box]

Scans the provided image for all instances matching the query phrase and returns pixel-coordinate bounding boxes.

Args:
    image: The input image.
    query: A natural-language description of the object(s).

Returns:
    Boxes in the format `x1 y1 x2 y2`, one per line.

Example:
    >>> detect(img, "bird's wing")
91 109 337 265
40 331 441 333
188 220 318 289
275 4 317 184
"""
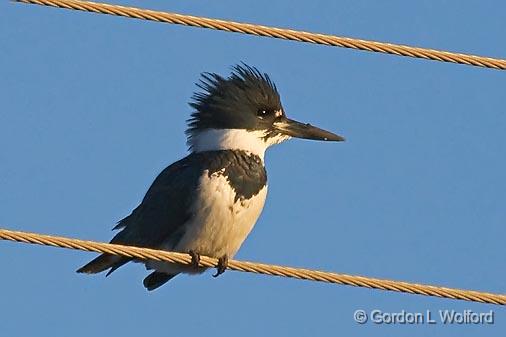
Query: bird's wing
111 153 203 249
77 153 205 275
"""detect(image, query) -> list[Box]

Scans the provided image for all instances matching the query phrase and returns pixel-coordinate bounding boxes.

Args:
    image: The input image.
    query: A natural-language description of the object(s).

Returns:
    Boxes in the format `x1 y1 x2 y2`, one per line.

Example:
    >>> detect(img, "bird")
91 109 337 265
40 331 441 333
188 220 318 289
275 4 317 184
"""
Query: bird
77 64 344 290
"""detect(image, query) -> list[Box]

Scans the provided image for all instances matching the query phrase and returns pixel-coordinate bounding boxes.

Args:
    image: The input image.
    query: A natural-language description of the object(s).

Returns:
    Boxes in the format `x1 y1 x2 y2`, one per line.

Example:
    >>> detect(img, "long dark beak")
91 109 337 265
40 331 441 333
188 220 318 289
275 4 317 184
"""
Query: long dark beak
273 118 345 141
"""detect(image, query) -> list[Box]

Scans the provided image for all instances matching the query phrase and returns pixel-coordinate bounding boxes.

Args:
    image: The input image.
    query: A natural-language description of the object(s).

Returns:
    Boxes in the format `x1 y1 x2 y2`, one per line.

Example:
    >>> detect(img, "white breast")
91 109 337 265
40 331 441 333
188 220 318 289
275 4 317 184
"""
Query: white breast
176 171 267 257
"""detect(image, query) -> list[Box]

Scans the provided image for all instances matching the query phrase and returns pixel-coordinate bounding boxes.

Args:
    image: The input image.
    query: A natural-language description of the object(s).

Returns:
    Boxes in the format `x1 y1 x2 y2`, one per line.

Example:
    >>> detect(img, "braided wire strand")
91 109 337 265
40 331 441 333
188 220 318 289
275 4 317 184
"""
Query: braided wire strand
14 0 506 70
1 228 505 305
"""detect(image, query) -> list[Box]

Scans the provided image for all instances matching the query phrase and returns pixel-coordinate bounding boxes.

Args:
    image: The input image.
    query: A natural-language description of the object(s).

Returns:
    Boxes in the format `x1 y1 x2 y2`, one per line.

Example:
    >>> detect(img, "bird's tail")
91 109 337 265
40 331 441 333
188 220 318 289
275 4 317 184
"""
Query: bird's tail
143 271 179 291
76 253 130 276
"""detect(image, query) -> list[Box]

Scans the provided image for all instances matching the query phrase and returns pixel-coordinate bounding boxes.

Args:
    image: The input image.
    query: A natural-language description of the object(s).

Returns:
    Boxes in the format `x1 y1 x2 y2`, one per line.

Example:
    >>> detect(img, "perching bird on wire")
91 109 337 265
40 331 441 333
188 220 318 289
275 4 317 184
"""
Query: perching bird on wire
77 64 344 290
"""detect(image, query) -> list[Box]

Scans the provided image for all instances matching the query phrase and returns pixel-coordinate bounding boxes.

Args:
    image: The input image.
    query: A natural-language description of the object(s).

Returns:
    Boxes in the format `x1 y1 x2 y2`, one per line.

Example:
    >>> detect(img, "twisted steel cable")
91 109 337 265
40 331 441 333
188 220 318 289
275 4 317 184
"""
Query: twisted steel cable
14 0 506 70
1 228 505 305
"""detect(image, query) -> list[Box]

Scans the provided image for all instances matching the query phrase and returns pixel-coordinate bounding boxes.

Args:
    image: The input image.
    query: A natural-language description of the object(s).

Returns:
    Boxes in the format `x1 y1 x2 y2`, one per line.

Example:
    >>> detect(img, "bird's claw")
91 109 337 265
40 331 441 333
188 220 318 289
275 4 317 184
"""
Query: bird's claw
189 250 201 269
213 255 228 277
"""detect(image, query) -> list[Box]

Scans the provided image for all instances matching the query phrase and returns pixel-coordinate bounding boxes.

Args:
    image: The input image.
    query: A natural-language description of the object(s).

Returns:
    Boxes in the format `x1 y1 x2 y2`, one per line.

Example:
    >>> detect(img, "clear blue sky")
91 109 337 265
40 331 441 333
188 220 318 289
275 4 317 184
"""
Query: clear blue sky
1 1 504 335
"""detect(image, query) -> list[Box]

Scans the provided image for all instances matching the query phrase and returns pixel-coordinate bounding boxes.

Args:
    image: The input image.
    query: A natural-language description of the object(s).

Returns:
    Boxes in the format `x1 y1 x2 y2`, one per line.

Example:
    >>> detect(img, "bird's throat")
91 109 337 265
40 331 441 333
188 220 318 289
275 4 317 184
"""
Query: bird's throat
189 129 272 160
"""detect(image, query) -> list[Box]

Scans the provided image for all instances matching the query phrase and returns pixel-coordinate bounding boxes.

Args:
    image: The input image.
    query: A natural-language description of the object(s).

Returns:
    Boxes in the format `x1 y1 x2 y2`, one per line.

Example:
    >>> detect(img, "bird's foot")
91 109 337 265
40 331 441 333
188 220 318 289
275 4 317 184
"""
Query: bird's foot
188 250 201 269
213 255 228 277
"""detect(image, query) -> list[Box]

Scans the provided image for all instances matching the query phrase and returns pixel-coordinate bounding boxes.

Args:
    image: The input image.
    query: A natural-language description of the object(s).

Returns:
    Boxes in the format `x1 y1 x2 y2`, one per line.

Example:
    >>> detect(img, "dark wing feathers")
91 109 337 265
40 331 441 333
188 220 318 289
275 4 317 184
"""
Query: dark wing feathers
77 154 202 275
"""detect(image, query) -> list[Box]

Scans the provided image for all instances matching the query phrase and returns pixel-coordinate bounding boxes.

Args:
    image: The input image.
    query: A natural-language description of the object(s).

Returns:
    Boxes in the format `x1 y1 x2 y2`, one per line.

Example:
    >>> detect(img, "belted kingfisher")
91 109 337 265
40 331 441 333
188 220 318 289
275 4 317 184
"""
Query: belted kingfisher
77 64 344 290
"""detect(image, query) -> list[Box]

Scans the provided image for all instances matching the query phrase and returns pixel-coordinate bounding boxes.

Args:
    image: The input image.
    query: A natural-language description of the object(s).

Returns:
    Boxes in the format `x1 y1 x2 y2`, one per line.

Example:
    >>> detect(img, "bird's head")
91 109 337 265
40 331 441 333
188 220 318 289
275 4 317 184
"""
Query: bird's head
187 64 344 159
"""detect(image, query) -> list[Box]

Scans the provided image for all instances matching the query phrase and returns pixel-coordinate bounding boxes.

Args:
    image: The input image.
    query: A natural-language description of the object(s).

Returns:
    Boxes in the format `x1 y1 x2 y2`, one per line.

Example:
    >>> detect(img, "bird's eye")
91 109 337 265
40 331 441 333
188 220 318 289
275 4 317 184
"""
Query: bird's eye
257 108 273 119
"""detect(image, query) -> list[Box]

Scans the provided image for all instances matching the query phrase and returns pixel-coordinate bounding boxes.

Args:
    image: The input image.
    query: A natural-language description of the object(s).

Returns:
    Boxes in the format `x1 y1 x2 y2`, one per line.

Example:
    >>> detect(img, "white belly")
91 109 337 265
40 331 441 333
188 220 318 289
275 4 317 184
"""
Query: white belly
147 170 267 274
